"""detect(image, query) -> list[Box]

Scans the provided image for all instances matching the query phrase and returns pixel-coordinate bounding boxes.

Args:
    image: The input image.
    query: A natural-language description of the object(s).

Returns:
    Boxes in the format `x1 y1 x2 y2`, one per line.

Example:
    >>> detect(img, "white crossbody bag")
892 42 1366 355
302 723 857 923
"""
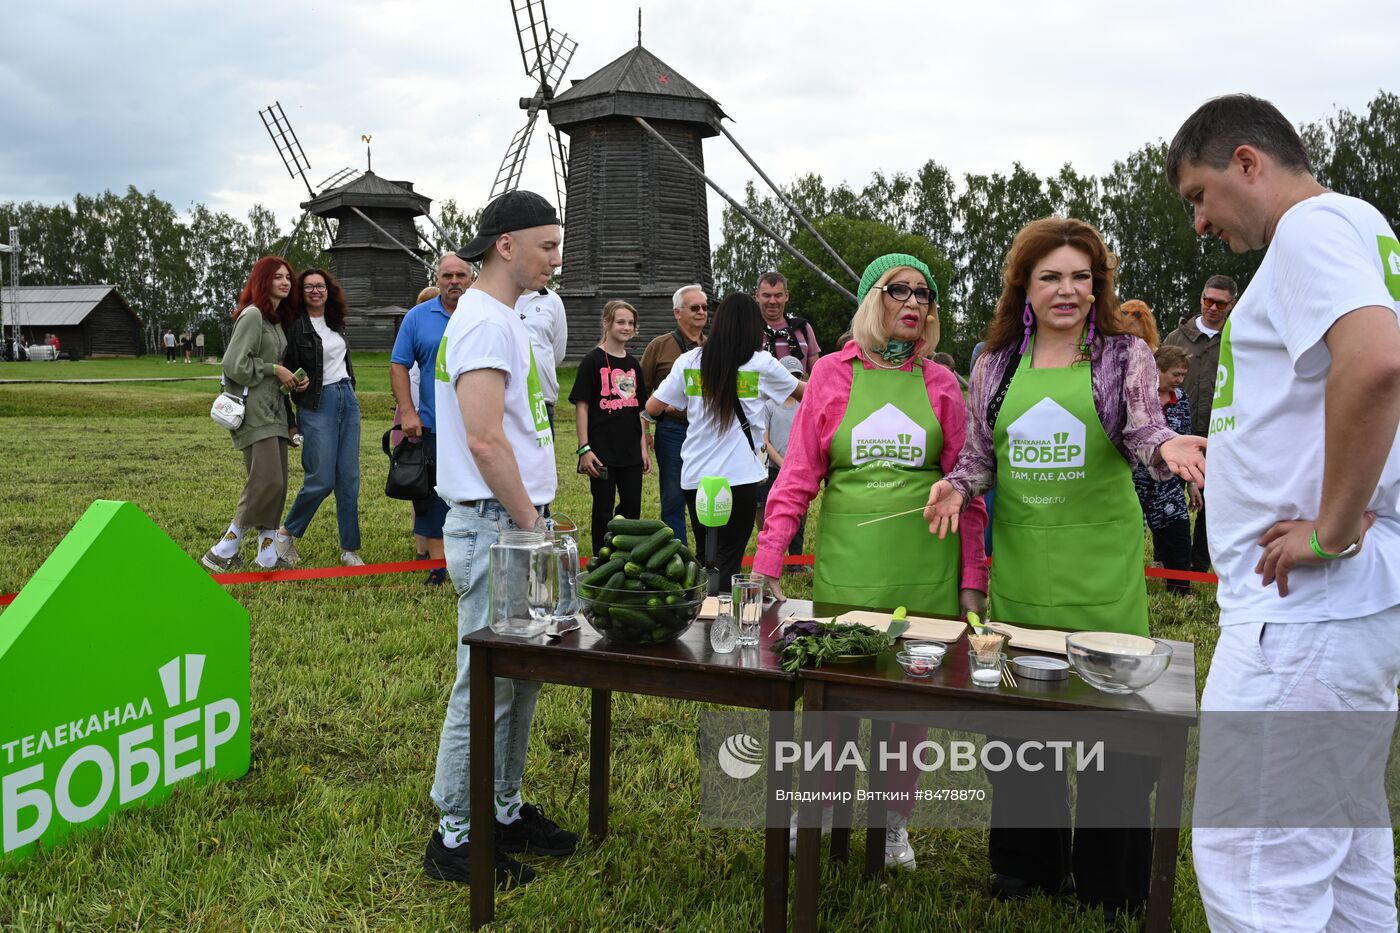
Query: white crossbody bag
210 380 250 430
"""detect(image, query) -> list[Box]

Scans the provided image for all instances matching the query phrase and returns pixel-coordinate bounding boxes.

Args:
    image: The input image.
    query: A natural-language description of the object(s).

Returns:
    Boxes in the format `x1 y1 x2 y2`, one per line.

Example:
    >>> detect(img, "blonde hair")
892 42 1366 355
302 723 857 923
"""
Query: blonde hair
601 299 637 338
850 266 939 357
416 285 441 304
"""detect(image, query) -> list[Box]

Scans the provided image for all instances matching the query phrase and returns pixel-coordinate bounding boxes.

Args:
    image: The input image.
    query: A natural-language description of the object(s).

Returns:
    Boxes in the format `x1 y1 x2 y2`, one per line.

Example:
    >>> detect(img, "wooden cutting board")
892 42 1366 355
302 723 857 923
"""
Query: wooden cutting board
834 610 966 644
698 596 761 624
983 621 1069 655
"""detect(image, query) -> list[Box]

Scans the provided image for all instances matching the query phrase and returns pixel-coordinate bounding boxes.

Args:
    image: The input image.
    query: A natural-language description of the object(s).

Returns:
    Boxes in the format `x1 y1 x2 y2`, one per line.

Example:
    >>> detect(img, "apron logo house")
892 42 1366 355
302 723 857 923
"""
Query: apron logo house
1006 399 1086 476
851 403 926 466
1 501 250 862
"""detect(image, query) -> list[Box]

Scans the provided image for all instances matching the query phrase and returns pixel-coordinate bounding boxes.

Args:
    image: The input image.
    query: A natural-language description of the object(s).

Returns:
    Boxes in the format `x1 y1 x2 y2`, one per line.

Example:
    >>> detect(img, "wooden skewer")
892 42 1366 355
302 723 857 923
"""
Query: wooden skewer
1002 662 1017 688
856 506 927 527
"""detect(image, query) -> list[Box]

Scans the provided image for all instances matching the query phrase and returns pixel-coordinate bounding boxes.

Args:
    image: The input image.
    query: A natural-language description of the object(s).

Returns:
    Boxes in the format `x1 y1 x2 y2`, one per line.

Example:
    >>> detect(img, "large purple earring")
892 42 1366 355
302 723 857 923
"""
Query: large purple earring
1019 301 1033 354
1083 301 1097 350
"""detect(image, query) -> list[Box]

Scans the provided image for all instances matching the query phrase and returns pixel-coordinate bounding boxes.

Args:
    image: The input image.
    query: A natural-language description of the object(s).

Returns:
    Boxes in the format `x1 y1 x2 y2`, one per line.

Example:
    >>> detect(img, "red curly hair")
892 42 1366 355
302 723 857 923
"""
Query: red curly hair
234 256 296 324
983 218 1127 354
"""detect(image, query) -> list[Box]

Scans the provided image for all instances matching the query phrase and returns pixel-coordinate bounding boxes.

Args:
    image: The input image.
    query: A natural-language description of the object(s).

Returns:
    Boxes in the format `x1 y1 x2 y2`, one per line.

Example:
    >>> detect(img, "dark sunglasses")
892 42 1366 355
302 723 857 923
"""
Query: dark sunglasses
877 283 933 305
685 302 708 313
1201 297 1232 309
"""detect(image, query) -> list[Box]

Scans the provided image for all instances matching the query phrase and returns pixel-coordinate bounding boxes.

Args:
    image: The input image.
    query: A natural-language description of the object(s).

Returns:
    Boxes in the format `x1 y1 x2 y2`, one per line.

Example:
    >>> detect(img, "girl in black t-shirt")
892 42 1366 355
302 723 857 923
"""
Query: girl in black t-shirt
569 300 652 553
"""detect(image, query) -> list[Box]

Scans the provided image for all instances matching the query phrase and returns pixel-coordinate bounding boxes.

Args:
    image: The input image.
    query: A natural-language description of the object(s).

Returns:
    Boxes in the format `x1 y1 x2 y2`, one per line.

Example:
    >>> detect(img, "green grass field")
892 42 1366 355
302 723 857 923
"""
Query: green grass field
0 357 1228 931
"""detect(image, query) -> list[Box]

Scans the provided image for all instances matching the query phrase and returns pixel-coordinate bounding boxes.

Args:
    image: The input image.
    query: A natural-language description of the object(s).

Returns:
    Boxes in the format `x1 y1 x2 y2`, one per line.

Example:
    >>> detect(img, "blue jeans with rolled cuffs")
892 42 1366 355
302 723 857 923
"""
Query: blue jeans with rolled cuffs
430 499 546 822
283 379 361 550
654 417 689 545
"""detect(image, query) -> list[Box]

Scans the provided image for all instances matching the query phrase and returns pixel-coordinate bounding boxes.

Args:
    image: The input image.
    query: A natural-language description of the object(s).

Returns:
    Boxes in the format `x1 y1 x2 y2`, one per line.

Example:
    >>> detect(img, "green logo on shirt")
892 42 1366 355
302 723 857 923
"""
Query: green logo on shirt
683 369 758 398
1210 318 1236 435
435 334 449 383
526 347 552 447
1379 235 1400 300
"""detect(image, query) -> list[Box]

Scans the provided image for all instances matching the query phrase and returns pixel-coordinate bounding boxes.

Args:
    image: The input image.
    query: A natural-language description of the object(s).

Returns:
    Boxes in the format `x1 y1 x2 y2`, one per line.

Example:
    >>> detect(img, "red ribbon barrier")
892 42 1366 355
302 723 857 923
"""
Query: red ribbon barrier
0 554 1218 608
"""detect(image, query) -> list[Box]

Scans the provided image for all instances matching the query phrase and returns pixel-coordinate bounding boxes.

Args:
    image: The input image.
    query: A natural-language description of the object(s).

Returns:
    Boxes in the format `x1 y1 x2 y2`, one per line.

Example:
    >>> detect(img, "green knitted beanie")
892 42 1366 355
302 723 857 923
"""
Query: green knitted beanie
856 253 939 305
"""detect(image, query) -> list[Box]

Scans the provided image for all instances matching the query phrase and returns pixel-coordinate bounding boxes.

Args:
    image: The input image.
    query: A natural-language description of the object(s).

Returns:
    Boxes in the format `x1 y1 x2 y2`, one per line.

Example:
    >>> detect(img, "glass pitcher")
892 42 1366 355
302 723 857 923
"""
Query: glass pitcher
488 529 553 637
543 513 581 629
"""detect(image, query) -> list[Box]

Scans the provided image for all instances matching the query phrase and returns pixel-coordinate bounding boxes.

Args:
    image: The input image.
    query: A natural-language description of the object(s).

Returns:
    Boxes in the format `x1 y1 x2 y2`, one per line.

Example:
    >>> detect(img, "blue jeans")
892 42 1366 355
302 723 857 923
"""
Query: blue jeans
284 380 361 550
430 500 544 822
654 417 689 545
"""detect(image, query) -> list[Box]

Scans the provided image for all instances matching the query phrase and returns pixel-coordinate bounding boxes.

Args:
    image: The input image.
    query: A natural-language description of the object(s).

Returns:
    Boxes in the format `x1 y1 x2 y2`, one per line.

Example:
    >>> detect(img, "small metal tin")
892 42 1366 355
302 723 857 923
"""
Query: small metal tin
1011 655 1070 682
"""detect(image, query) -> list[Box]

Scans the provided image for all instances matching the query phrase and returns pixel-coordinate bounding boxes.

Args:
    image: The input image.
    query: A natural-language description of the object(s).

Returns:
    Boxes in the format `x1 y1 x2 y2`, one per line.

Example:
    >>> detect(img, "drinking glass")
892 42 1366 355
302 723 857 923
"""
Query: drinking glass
731 573 763 647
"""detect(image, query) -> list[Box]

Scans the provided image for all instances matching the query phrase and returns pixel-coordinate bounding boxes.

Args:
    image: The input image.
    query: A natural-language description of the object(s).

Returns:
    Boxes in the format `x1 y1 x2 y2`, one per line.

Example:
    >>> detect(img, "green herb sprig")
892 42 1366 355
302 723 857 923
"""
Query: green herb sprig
776 621 897 673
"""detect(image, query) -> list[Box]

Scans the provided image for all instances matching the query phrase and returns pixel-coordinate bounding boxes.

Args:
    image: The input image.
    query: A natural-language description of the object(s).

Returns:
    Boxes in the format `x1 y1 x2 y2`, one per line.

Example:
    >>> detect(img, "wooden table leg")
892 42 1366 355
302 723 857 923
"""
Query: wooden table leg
469 646 495 929
864 719 892 877
589 688 611 839
829 714 858 863
793 680 826 933
1145 729 1188 933
764 688 794 932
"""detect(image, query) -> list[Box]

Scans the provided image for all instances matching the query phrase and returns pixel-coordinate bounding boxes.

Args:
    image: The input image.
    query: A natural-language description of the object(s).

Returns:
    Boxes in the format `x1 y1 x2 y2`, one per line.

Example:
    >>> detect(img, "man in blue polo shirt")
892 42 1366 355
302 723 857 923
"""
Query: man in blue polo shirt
391 253 475 585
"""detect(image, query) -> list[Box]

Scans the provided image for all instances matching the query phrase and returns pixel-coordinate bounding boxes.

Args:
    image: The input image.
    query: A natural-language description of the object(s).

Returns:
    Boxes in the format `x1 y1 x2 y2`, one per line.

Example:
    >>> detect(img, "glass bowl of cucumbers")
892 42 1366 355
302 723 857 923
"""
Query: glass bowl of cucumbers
576 518 709 646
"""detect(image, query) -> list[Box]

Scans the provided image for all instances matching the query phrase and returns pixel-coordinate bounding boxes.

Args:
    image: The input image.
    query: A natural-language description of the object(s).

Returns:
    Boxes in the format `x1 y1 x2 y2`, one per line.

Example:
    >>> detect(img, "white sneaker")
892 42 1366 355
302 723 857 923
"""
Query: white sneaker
275 536 301 564
788 806 834 856
884 811 916 870
340 550 365 567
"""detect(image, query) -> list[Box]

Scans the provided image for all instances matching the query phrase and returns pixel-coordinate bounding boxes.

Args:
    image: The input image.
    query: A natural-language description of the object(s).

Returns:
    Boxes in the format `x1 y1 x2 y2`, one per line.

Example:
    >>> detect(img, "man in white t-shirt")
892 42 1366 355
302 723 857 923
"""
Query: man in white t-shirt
515 286 568 433
1169 93 1400 932
423 190 576 890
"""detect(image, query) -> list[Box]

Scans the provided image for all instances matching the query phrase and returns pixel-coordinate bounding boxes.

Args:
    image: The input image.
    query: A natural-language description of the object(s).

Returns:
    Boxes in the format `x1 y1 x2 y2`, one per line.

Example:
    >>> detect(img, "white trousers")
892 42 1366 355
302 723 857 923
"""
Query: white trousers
1194 605 1400 933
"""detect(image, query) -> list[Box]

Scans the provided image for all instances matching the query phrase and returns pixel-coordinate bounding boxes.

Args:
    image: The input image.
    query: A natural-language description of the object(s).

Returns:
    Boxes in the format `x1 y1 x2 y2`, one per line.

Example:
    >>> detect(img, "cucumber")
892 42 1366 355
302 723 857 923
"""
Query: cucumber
646 596 665 609
645 540 683 573
581 556 625 586
598 546 612 560
640 572 682 594
682 561 701 589
602 532 614 548
630 528 675 565
584 556 601 573
608 517 668 536
624 561 645 579
676 543 696 564
664 553 686 581
610 534 650 552
610 606 653 627
622 578 646 592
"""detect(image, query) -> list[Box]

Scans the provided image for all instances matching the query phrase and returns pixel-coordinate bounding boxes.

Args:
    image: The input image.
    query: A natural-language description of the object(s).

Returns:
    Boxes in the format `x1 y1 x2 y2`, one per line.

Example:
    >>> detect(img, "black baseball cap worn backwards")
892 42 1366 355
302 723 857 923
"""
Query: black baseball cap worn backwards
456 190 560 262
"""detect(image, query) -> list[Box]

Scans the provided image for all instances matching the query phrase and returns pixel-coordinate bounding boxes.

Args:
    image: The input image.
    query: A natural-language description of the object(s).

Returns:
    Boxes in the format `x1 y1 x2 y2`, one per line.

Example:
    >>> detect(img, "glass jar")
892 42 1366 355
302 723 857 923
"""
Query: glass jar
709 595 738 654
488 530 552 637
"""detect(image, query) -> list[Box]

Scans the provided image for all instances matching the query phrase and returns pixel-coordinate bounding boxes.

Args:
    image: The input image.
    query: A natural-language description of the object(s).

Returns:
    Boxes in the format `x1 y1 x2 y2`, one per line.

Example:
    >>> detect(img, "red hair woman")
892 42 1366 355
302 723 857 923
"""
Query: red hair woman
200 256 309 571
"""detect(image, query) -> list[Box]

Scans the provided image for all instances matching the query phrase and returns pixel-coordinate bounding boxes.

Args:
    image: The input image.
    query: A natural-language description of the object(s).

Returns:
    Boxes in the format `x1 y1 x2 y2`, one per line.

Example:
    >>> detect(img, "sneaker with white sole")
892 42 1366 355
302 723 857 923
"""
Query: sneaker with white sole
884 811 916 870
275 536 301 565
788 805 834 856
200 550 244 572
340 550 365 567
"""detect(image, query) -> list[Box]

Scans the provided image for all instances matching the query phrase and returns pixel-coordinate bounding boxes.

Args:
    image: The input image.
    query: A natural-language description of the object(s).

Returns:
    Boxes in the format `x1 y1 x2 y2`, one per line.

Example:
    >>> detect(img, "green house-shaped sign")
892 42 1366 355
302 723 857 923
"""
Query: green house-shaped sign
1 501 250 861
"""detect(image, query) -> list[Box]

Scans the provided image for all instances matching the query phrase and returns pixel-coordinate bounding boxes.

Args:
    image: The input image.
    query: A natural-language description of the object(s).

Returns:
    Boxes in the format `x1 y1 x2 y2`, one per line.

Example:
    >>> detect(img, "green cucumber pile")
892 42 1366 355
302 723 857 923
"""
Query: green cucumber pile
577 517 708 644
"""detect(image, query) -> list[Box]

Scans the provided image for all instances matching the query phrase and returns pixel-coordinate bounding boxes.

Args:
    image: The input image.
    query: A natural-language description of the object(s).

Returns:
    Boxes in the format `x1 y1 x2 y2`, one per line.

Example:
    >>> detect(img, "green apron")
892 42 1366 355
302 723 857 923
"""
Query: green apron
813 358 961 616
990 344 1148 636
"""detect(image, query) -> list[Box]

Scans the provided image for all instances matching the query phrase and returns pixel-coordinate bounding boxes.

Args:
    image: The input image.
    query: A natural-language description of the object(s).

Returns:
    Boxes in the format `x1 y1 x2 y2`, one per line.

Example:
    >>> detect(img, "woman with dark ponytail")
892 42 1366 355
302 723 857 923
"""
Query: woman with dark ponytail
645 292 803 583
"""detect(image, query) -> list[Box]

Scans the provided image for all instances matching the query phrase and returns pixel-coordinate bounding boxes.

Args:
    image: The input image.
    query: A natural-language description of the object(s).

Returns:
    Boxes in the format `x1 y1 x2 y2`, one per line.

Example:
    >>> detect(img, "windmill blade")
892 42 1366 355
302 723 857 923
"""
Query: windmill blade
539 29 577 95
489 111 540 202
547 127 568 224
317 167 361 193
511 0 554 85
259 102 316 196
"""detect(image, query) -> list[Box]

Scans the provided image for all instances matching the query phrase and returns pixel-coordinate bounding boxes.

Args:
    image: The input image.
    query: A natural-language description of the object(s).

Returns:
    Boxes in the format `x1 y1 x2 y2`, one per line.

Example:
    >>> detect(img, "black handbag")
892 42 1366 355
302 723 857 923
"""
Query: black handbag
383 426 436 501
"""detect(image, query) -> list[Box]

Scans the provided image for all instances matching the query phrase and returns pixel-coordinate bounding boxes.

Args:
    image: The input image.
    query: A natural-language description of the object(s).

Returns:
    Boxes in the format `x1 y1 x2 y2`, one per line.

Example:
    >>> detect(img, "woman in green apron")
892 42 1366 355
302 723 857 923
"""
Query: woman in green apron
924 219 1206 915
756 254 989 870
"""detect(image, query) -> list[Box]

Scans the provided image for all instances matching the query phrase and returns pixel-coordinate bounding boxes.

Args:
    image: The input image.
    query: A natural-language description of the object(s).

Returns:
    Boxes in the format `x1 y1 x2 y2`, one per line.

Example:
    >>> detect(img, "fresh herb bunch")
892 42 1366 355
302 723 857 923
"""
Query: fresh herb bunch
776 620 897 673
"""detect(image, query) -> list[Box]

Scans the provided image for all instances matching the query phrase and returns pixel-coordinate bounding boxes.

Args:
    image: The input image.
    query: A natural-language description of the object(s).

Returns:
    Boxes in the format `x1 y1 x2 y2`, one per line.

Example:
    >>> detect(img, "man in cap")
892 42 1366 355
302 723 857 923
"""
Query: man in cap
422 190 576 889
1169 93 1400 932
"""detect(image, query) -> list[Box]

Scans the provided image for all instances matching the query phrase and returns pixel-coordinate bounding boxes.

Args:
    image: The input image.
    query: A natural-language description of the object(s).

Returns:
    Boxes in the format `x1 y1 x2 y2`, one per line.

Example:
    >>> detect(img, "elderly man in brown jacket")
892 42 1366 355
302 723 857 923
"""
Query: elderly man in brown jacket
1162 273 1238 570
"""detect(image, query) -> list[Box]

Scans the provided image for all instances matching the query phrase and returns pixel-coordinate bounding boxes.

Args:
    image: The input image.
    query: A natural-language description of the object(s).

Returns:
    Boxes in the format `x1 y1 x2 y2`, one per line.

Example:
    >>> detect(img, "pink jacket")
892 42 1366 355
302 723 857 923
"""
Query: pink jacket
753 341 989 591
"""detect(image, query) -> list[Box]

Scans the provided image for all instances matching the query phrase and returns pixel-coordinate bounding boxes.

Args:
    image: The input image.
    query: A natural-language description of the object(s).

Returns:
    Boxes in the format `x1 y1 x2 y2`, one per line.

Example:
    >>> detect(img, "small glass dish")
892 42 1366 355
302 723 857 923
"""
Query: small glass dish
896 650 944 677
968 649 1007 688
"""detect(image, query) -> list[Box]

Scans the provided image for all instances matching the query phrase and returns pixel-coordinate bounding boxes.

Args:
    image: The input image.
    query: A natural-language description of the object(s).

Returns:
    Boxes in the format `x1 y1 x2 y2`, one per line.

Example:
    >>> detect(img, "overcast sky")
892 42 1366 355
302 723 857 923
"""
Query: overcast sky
2 0 1396 244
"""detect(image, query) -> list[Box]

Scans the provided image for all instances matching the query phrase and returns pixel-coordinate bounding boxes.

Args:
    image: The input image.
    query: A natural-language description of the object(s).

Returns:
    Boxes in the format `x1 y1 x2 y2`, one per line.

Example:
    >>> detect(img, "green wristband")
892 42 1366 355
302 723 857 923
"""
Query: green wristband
576 444 591 457
1309 529 1343 560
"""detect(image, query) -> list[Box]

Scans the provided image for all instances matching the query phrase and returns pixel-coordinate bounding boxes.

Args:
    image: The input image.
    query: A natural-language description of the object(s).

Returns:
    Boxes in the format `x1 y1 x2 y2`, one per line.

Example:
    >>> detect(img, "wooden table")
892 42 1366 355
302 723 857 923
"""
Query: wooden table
791 630 1198 933
465 600 801 930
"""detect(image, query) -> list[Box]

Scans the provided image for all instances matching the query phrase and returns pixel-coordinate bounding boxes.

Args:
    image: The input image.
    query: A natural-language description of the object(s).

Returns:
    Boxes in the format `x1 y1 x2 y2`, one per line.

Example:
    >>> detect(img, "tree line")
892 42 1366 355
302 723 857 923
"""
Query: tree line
0 194 477 353
713 91 1400 366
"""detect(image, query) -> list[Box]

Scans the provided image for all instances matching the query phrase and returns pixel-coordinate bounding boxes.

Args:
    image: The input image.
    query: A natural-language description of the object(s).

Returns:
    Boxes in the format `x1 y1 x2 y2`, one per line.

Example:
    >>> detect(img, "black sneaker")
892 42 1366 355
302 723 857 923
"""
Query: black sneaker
422 830 535 888
424 568 448 587
495 803 579 856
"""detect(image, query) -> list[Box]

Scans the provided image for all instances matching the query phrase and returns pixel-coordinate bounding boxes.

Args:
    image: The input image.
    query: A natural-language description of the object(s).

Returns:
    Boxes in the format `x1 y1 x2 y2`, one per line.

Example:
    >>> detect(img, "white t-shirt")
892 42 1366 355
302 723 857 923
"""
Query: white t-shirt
515 288 568 404
1196 320 1221 338
163 332 175 348
652 348 799 489
310 315 348 384
1208 192 1400 624
434 289 557 506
